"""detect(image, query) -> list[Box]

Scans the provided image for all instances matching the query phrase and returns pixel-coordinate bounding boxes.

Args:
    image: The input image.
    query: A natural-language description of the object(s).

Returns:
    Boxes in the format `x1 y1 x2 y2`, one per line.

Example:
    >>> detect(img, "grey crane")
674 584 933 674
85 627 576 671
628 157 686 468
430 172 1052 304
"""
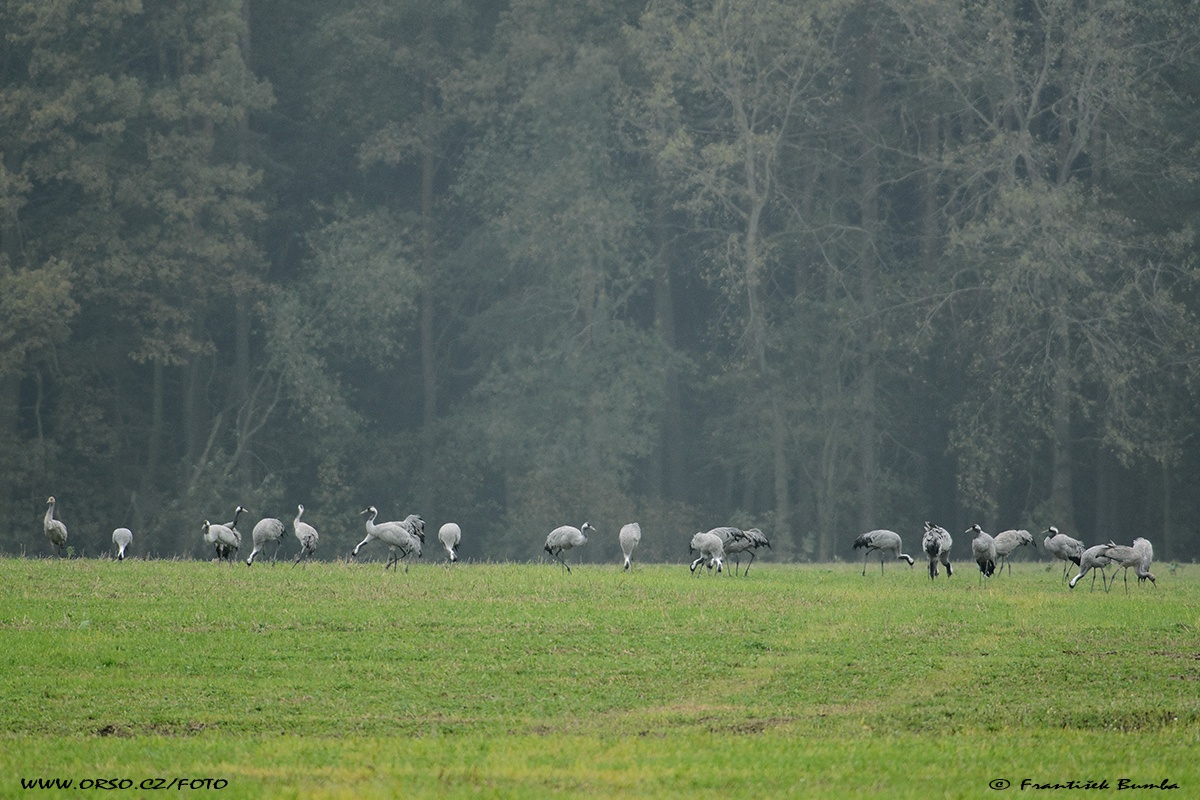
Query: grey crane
968 524 997 584
353 507 423 571
852 529 915 576
1133 537 1155 587
544 522 595 572
703 527 742 575
689 531 725 575
1069 544 1113 591
112 527 132 561
202 520 240 562
292 504 319 567
210 505 248 561
619 522 641 571
396 513 425 568
1042 526 1084 581
722 527 771 576
992 529 1036 575
246 517 286 566
43 496 68 557
438 522 461 564
921 521 953 580
1103 540 1156 593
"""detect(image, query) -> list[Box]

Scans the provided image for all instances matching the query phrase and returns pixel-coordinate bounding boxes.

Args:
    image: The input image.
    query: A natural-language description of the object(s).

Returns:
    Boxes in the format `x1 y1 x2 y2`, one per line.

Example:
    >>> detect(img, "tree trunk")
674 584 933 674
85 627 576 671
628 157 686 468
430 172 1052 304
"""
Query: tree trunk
142 361 165 496
856 33 882 531
1049 314 1076 533
653 193 684 501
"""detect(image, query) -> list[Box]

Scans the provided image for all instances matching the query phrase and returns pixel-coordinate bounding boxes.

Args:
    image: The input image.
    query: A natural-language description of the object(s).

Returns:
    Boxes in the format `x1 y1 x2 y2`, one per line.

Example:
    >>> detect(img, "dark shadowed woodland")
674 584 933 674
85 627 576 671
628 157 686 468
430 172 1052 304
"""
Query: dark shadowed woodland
2 0 1199 563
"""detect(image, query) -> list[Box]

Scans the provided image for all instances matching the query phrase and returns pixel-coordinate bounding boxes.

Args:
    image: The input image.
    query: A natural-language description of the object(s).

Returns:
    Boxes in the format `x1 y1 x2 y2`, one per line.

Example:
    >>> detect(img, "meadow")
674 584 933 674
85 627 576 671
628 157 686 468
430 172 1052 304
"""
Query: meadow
0 555 1196 798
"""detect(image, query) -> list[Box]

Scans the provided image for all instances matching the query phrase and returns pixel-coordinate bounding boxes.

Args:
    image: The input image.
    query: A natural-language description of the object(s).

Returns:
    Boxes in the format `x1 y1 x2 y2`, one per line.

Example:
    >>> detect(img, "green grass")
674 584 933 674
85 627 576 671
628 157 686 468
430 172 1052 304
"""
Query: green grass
1 557 1197 797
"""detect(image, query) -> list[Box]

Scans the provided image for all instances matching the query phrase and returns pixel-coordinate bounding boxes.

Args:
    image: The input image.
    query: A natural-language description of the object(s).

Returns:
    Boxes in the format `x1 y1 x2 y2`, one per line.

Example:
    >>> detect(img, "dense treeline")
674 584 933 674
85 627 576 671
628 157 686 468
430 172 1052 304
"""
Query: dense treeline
2 0 1198 563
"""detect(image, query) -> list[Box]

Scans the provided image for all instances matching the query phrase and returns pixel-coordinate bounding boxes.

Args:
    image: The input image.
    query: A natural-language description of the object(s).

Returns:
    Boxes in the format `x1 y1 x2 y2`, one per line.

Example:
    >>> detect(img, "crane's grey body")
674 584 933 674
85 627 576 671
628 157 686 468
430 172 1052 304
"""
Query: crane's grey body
921 522 953 579
1043 526 1084 581
968 525 997 584
246 517 286 566
112 527 132 561
292 505 319 566
992 529 1035 575
720 527 770 576
689 531 725 575
202 521 240 562
353 507 423 571
1133 537 1154 585
439 522 461 563
852 529 915 576
389 514 424 569
619 522 641 571
43 497 68 557
544 522 594 572
1104 539 1156 593
1069 544 1113 591
216 506 248 563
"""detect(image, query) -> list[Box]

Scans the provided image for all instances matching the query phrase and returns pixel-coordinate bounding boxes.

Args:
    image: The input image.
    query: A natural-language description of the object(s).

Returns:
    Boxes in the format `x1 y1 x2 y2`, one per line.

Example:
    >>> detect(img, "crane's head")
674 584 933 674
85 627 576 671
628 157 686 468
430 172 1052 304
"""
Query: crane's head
966 524 982 535
360 506 378 519
1044 526 1059 537
582 522 595 533
46 496 55 506
202 520 211 531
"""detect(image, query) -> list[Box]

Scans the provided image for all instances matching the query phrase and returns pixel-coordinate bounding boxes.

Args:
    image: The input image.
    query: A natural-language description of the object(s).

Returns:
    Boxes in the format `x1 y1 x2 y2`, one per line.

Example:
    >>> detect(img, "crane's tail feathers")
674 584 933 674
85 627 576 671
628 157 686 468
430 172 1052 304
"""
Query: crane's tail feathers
852 535 870 550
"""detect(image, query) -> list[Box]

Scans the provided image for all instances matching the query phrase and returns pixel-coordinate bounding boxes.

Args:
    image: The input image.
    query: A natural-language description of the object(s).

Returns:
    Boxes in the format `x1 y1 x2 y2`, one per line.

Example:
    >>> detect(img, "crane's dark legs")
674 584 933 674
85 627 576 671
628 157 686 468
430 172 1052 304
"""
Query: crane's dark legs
550 550 571 573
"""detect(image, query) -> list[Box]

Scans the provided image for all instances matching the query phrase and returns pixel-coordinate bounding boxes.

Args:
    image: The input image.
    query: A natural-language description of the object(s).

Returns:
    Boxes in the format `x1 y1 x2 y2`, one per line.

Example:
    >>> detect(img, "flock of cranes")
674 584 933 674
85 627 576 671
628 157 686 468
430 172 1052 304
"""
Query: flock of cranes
854 521 1157 593
38 496 1160 589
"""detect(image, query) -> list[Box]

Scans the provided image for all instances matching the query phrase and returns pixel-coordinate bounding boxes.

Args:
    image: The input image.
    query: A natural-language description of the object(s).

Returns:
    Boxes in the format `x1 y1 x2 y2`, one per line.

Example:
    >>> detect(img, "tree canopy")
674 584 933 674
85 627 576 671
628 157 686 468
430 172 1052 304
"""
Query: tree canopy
2 0 1198 563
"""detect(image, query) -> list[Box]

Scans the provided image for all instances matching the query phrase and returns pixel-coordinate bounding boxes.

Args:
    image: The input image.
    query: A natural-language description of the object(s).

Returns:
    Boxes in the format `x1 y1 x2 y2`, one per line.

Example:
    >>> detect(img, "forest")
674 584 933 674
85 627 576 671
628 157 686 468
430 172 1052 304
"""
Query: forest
1 0 1198 563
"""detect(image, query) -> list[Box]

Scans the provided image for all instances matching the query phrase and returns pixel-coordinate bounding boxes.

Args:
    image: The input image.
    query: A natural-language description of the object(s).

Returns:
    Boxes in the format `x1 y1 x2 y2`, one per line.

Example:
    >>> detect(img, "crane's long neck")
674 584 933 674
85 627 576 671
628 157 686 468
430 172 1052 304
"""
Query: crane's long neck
364 511 378 535
45 503 55 526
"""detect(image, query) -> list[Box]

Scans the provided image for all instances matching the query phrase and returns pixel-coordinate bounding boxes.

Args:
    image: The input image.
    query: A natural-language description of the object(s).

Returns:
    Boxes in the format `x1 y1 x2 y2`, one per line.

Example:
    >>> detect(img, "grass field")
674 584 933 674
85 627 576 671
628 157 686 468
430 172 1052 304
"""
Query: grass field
0 556 1197 798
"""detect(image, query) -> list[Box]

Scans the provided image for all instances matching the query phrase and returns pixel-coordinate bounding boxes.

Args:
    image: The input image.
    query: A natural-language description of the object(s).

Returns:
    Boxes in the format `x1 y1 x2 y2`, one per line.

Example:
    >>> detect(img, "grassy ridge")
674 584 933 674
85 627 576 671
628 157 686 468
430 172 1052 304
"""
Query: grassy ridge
1 558 1197 797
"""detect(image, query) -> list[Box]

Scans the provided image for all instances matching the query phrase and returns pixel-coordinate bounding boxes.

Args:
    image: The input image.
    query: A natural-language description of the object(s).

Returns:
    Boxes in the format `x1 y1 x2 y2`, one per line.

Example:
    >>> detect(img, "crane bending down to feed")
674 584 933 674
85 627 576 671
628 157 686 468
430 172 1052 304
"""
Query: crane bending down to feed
353 507 423 571
1069 544 1113 591
992 529 1036 575
202 520 240 563
689 531 725 575
1103 540 1156 593
852 529 914 576
921 521 953 580
292 505 319 567
722 527 771 576
619 522 641 571
1133 538 1155 587
112 527 132 561
44 497 68 557
1043 526 1084 581
246 517 286 566
968 525 997 585
439 522 461 564
544 522 595 573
